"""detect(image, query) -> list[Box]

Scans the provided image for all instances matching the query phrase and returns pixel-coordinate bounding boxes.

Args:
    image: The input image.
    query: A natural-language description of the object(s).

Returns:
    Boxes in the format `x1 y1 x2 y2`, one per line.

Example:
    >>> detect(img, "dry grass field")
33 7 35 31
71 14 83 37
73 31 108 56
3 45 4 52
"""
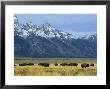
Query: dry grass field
14 58 97 76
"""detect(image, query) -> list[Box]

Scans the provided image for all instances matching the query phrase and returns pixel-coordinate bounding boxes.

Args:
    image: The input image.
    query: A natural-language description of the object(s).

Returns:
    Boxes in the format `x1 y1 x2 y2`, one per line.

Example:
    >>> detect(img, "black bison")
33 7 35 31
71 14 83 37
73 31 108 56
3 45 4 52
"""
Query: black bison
55 63 58 66
19 63 27 66
41 63 49 67
81 63 89 68
90 64 94 67
68 63 78 66
19 63 34 66
38 63 49 67
60 63 68 66
14 64 17 66
60 63 78 66
27 63 34 66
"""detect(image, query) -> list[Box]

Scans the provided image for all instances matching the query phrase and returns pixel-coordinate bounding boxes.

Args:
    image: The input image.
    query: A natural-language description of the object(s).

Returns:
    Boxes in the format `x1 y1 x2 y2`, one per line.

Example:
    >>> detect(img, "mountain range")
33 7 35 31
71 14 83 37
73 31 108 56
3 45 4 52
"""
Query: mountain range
14 16 97 58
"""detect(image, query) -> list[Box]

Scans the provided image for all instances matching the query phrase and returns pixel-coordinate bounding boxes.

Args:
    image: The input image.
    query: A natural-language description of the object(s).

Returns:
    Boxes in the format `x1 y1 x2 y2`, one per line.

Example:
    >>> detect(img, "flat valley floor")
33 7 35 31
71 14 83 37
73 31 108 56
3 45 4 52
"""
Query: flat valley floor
14 58 97 76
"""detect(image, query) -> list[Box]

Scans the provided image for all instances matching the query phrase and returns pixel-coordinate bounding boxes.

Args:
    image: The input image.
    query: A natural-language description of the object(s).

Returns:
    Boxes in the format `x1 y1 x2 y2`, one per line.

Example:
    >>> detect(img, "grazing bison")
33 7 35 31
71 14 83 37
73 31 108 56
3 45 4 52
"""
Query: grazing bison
41 63 49 67
68 63 78 66
60 63 68 66
81 63 89 68
19 63 27 66
19 63 34 66
27 63 34 66
55 63 58 66
38 63 49 67
90 64 94 67
14 64 17 66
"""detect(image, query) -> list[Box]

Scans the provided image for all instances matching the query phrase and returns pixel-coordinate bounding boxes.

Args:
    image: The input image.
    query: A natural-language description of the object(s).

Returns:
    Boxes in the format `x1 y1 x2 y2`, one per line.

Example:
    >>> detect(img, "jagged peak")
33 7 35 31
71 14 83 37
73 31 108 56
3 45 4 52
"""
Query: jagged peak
14 17 96 40
42 22 52 27
14 15 19 24
14 15 18 19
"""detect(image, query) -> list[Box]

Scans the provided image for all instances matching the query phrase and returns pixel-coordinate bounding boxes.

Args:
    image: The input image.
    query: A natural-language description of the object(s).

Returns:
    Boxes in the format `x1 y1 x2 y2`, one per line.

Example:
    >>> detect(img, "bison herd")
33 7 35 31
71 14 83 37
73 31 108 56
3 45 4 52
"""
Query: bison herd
60 63 78 66
19 63 34 66
15 62 94 68
38 63 49 67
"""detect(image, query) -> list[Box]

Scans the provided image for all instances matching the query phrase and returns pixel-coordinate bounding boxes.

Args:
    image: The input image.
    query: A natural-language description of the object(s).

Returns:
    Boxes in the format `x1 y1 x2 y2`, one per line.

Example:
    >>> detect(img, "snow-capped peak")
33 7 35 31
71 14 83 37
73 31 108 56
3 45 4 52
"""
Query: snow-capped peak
42 23 51 27
14 16 96 40
14 15 18 21
76 33 96 40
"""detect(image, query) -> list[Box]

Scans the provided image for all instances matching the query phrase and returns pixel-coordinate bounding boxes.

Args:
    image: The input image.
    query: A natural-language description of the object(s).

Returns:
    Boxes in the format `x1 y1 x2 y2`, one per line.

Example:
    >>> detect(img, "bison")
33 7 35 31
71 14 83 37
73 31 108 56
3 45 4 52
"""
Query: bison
90 63 94 67
60 63 68 66
27 63 34 66
19 63 34 66
41 63 49 67
81 63 89 68
19 63 27 66
68 63 78 66
54 63 58 66
38 63 49 67
14 64 17 66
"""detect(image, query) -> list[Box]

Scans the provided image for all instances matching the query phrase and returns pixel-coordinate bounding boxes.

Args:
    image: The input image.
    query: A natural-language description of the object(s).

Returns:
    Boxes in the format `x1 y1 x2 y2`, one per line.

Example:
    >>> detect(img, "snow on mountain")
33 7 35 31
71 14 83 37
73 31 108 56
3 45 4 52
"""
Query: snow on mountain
76 34 97 40
14 16 97 58
14 16 96 40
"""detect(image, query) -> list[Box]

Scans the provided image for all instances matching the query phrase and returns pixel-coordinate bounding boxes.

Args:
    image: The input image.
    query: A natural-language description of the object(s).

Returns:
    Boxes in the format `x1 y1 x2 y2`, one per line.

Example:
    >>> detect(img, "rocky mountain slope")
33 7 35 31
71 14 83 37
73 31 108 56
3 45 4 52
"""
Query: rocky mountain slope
14 16 97 58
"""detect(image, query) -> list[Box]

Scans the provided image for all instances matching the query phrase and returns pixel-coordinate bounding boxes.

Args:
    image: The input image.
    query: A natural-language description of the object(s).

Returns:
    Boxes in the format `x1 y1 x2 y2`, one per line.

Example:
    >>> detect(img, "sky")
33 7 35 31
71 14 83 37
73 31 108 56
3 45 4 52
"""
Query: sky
15 14 97 34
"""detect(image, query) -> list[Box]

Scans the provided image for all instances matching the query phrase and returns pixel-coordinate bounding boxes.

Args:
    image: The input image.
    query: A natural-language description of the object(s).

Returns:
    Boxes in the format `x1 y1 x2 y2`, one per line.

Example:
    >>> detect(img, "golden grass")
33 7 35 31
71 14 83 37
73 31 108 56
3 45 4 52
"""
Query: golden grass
14 63 97 76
